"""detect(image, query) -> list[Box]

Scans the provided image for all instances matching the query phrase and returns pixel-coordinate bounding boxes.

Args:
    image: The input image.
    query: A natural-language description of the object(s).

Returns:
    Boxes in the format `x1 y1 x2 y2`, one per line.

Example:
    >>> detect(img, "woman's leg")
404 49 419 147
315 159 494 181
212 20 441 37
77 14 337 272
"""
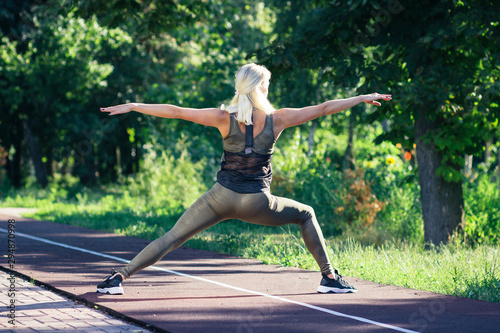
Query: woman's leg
237 191 334 276
118 186 225 279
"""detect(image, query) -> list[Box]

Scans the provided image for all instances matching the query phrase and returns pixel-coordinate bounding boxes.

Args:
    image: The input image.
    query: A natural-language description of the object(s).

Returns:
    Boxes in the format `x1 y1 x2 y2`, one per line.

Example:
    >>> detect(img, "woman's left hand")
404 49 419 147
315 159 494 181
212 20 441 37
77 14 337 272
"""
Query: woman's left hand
100 103 135 116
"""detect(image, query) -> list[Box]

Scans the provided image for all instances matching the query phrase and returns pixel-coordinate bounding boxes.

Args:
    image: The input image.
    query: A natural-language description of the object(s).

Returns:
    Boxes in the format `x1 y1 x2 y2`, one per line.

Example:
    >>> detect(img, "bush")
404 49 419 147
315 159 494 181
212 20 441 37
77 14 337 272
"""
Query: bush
463 173 500 245
271 127 393 239
124 144 208 215
336 168 385 228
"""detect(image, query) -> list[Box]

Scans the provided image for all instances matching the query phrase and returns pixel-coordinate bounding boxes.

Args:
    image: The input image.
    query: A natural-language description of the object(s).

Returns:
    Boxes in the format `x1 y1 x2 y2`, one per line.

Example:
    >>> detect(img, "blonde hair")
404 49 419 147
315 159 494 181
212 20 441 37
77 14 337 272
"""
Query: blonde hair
225 63 275 125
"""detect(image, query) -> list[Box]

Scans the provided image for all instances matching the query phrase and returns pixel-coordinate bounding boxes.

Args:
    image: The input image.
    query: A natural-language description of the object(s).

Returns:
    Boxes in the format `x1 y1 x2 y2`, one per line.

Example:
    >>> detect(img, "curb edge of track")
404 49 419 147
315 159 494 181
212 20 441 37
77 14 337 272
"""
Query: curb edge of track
0 265 172 333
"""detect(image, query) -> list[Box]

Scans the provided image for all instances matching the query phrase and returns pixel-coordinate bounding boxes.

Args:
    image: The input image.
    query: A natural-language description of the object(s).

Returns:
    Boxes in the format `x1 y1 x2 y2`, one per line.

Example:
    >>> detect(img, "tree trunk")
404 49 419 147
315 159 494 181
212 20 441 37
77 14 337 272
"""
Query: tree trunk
78 151 98 186
496 137 500 184
22 120 48 188
381 118 389 132
463 154 473 178
414 106 464 246
7 122 22 187
116 146 122 177
307 119 318 156
343 109 356 170
46 149 53 178
484 139 492 164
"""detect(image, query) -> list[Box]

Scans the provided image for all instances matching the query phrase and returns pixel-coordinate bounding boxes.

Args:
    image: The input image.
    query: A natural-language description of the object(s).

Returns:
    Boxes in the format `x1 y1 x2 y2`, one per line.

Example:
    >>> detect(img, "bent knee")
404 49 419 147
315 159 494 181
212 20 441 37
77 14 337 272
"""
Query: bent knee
299 204 316 222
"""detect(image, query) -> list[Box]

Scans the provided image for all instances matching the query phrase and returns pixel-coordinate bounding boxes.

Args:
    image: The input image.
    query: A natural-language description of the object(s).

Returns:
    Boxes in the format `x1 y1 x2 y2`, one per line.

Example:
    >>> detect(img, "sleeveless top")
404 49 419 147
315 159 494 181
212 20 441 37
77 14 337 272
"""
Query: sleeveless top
216 113 276 193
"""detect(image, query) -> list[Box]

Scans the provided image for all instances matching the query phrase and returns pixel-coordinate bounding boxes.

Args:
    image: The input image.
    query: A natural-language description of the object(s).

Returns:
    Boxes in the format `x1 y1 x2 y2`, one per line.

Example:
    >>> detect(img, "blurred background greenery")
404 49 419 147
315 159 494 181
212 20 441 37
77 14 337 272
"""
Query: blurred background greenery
1 1 499 251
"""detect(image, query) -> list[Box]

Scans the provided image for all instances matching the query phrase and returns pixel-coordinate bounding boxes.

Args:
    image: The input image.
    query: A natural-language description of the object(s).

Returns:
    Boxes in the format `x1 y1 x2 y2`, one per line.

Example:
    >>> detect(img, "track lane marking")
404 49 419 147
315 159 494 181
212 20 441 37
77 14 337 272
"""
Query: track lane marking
0 227 418 333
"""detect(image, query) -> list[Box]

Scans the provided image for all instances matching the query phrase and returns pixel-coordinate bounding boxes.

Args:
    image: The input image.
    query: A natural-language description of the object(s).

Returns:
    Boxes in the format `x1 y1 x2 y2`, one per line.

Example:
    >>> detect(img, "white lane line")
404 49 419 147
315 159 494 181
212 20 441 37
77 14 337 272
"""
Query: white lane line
0 228 418 333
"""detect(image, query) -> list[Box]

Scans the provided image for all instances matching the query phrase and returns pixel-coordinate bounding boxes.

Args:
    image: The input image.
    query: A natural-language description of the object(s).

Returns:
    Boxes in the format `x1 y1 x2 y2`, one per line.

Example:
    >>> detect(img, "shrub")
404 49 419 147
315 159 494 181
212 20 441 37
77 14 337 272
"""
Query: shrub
463 173 500 245
336 168 385 228
124 144 208 215
272 128 388 239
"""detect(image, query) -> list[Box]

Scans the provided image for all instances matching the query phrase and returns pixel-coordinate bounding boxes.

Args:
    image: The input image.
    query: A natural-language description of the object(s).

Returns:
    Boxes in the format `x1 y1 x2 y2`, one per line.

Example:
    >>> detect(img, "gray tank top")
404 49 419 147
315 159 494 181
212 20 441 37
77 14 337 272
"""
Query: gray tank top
216 113 276 193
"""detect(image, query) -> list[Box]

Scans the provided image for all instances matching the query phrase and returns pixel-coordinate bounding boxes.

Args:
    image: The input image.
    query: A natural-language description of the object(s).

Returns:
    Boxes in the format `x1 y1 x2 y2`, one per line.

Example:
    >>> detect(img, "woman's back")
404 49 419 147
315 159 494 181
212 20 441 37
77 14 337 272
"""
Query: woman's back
223 113 276 155
217 112 276 194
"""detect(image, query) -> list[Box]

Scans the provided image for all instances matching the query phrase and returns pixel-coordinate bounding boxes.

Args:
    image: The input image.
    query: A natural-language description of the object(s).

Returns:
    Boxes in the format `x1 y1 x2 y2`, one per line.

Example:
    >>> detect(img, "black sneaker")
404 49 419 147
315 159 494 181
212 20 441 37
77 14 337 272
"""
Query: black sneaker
317 270 357 294
97 269 124 295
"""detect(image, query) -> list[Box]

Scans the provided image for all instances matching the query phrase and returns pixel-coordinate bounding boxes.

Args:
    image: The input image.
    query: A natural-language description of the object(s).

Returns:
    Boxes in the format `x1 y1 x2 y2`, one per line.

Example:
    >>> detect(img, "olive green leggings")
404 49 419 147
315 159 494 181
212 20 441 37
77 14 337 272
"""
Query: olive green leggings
119 182 333 278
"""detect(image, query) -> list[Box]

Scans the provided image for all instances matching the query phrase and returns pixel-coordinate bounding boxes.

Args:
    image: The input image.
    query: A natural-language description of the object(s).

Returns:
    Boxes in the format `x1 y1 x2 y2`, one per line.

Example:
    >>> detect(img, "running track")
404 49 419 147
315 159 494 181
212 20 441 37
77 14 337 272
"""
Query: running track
1 214 499 333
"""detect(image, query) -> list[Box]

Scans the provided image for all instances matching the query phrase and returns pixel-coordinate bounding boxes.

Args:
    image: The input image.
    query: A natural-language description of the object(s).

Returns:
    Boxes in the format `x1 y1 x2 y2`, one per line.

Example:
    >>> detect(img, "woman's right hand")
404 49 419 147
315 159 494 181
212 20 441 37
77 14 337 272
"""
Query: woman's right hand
100 103 135 116
361 93 392 106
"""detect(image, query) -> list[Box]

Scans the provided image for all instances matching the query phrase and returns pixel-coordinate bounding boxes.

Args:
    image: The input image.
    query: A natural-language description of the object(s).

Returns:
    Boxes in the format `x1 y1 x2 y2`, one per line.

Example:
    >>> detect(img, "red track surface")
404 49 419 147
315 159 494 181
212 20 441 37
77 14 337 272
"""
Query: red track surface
1 214 499 333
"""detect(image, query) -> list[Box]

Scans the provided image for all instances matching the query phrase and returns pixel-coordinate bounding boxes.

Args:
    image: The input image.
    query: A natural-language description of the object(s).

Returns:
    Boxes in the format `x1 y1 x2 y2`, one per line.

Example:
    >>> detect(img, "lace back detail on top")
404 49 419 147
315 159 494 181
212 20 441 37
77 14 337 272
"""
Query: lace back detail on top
216 114 276 193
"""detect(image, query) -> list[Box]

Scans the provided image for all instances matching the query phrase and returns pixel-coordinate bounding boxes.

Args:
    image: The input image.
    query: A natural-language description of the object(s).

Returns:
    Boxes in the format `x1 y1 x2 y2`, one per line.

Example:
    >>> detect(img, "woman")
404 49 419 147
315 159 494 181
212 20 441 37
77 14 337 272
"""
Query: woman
97 63 391 295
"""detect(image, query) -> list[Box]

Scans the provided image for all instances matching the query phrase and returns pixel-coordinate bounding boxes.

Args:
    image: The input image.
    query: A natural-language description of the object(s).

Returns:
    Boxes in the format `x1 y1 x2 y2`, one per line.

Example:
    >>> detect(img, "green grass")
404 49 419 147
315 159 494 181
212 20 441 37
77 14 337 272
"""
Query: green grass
4 193 498 304
331 239 500 302
185 230 500 303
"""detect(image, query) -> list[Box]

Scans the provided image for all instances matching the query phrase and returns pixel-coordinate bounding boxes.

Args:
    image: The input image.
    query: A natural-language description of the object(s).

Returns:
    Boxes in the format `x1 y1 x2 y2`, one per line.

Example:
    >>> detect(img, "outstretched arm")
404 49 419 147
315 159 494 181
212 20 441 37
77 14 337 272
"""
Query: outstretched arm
273 93 391 135
100 103 228 132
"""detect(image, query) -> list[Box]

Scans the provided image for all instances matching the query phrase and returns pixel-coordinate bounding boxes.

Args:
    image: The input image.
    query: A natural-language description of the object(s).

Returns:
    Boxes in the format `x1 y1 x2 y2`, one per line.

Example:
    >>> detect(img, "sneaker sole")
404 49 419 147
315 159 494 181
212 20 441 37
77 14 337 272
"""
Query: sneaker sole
97 286 124 295
317 285 357 294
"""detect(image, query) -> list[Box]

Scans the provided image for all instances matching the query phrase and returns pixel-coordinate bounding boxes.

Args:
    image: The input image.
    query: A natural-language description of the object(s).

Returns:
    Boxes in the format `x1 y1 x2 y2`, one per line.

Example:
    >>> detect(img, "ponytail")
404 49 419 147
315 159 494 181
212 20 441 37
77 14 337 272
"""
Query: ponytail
225 63 274 125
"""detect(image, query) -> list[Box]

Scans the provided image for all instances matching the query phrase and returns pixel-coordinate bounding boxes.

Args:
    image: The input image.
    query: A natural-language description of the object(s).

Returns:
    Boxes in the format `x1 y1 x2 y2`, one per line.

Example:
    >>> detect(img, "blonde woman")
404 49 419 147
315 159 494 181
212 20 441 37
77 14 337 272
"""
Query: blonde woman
98 63 391 295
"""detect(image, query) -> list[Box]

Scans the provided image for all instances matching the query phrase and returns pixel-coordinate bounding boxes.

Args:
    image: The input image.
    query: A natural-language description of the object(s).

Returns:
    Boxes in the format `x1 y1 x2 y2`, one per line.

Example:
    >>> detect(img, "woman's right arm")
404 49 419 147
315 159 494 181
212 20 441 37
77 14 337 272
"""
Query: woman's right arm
100 103 230 135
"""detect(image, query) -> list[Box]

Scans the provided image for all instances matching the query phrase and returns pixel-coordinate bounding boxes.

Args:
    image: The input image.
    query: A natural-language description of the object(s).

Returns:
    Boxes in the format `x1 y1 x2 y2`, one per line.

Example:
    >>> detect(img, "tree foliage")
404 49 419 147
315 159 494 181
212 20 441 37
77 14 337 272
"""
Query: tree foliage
257 0 499 245
0 5 135 185
0 1 276 187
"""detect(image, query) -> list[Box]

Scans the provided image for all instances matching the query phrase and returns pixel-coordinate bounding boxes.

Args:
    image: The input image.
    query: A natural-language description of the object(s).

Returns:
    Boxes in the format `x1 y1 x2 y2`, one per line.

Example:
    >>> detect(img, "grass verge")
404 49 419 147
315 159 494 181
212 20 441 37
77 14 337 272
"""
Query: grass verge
5 198 497 304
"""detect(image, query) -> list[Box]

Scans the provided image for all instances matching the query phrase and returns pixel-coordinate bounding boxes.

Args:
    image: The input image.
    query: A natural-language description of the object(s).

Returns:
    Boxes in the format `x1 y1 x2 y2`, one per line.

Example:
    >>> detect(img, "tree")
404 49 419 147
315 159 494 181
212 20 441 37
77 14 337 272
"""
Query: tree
0 0 44 187
85 0 278 173
257 0 500 245
0 0 278 187
0 7 132 187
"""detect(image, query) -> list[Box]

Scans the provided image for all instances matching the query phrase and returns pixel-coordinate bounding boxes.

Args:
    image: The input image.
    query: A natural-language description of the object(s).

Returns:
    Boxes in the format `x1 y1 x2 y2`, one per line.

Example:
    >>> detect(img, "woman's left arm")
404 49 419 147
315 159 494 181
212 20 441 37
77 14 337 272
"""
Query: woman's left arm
273 93 391 134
